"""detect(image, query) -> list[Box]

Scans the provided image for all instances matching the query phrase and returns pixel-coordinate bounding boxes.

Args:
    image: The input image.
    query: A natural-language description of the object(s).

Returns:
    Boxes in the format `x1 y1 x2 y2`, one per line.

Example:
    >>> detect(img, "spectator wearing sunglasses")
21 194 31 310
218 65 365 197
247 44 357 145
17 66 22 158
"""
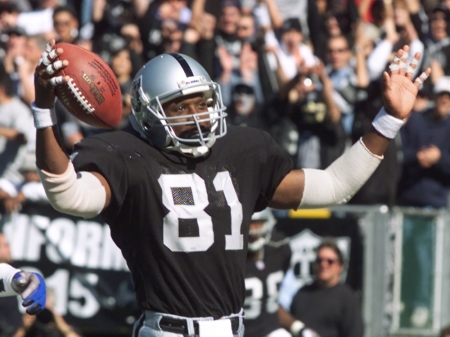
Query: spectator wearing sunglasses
52 6 80 45
279 238 364 337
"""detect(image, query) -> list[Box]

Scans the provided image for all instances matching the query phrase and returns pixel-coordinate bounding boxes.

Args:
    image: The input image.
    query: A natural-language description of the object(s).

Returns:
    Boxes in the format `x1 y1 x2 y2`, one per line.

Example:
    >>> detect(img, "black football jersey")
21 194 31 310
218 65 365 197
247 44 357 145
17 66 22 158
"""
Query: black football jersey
244 231 291 337
71 125 293 318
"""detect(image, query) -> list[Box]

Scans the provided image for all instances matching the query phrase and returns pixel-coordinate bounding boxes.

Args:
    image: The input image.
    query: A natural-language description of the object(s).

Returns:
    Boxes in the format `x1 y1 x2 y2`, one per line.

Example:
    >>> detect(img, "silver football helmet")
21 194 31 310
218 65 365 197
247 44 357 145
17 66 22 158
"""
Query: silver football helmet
130 53 227 157
248 208 276 252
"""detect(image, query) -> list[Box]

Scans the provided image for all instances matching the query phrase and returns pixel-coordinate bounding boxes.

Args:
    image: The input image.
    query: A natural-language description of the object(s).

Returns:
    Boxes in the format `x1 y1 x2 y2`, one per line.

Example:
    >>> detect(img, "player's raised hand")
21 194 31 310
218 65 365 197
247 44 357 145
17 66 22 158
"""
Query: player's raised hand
382 45 431 120
34 39 70 109
11 271 46 315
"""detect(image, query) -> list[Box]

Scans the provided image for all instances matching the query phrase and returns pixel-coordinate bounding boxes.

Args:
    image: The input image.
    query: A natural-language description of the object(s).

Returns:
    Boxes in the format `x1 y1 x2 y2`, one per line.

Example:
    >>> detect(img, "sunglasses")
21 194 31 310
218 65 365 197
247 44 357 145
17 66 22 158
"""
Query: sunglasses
54 20 71 27
327 48 348 54
315 257 339 265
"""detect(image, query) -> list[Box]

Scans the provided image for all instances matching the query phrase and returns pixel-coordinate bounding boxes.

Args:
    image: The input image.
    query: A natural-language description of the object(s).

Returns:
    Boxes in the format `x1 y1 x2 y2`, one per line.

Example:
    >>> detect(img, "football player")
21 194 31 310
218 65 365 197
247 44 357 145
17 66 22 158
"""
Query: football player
31 40 429 337
0 263 46 314
244 209 291 337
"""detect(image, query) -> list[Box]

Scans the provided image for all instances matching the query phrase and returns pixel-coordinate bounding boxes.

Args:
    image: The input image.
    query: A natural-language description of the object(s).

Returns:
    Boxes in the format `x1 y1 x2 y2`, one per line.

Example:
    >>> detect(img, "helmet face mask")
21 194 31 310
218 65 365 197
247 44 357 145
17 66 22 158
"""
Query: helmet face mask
130 54 227 157
248 209 276 252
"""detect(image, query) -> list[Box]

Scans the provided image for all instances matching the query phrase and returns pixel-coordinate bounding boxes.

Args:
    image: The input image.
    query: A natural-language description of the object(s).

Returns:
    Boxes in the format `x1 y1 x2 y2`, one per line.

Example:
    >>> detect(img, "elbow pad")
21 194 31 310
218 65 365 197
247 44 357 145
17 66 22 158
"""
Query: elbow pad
38 162 107 219
299 138 382 208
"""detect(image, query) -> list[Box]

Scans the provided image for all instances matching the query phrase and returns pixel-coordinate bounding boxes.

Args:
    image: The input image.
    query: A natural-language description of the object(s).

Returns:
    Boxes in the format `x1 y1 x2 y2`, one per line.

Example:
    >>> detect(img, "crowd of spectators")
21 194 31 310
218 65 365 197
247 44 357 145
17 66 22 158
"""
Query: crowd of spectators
0 0 449 215
1 0 450 335
0 0 449 211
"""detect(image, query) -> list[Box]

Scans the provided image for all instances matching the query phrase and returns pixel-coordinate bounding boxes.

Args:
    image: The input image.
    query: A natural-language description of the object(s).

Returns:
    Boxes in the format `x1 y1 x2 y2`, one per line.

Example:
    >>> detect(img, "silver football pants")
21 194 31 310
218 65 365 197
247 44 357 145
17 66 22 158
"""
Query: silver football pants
133 310 245 337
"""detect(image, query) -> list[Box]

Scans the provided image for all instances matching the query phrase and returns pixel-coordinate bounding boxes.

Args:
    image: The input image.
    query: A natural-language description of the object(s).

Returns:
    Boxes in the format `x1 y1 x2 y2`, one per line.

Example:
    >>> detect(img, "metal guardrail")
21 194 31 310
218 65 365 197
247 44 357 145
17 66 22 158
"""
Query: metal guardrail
318 205 450 337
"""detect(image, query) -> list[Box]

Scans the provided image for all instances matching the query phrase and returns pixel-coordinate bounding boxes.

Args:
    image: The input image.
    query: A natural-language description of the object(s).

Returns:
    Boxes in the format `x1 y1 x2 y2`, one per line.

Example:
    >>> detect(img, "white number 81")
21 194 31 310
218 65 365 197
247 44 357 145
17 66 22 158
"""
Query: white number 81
158 172 244 252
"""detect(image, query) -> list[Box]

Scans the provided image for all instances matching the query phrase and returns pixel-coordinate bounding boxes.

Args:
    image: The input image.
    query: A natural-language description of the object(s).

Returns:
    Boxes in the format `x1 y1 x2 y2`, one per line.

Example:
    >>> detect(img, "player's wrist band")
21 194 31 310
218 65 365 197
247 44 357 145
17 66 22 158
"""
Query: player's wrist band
372 107 404 139
290 320 305 336
31 102 57 129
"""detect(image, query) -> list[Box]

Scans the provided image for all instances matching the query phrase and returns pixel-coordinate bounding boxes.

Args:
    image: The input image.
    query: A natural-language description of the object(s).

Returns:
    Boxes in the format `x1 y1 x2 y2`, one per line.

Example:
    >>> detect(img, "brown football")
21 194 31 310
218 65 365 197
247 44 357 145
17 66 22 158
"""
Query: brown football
53 43 122 129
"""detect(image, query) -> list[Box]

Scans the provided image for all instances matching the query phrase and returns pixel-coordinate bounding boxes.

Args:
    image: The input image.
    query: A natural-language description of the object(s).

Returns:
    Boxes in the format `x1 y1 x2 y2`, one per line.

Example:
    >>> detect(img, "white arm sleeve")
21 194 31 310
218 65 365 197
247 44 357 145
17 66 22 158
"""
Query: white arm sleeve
0 263 20 297
37 162 107 219
299 138 382 208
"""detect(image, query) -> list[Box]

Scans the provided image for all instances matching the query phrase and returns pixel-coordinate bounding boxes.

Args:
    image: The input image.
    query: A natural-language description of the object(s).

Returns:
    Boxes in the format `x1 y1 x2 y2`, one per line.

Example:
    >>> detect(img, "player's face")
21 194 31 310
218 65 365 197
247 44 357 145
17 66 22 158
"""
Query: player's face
163 93 211 138
314 247 343 287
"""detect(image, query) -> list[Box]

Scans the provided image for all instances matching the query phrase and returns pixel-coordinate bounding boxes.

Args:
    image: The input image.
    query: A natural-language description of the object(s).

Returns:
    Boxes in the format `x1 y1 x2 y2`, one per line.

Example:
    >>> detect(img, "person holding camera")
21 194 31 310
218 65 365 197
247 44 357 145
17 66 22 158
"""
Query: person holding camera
279 60 345 170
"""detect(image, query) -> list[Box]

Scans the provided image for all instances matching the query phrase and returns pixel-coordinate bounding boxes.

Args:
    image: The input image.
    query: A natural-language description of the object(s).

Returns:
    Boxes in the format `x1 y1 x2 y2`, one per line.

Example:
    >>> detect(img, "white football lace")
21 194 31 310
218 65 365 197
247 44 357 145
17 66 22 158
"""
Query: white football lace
64 78 95 114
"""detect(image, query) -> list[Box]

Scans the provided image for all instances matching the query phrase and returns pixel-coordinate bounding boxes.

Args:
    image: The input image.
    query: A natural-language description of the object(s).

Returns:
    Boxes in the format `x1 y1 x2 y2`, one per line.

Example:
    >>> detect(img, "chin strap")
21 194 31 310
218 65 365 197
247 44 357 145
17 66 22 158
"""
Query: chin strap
170 133 217 158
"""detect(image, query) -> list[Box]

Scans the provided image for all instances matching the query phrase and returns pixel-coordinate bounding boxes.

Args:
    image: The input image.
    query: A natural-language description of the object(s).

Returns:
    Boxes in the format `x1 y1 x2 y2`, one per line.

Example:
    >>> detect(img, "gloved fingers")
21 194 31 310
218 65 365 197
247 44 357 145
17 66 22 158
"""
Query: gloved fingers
20 272 46 315
25 301 45 315
11 271 32 293
20 272 40 298
22 298 34 307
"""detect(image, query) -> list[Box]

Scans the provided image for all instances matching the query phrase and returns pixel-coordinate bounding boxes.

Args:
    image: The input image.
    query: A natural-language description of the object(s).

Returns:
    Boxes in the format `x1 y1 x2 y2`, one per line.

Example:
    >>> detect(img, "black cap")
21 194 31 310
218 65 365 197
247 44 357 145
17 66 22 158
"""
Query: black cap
232 83 255 95
0 2 18 14
431 4 449 15
221 0 241 10
281 18 302 34
5 26 26 37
